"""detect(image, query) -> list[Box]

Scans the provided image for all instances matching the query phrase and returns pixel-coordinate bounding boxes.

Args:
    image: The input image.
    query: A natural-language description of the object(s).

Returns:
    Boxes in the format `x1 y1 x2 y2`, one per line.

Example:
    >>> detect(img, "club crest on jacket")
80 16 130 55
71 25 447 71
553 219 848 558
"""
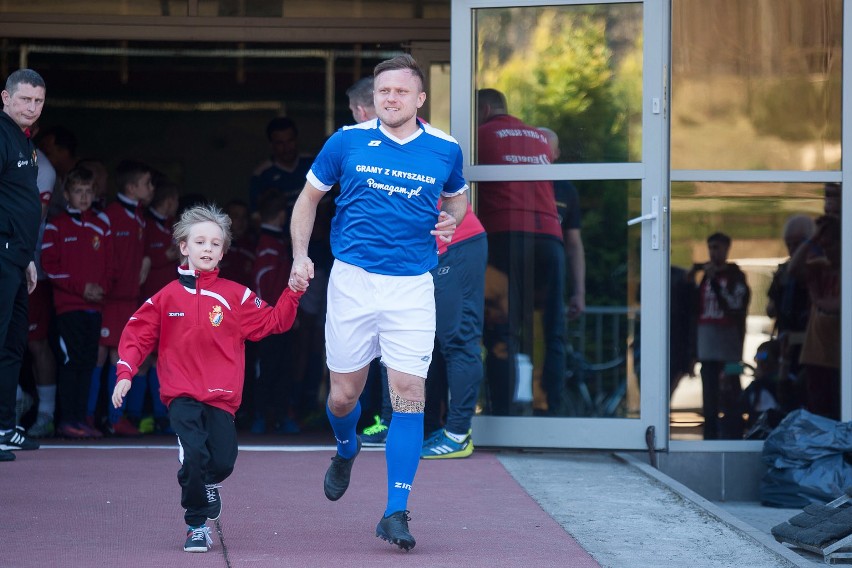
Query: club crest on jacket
209 305 224 327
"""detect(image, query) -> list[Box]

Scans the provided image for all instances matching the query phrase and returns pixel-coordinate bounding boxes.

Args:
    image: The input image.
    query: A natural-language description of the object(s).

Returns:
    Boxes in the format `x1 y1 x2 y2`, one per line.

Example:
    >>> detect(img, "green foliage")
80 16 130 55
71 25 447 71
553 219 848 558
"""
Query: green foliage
475 6 643 308
477 6 641 163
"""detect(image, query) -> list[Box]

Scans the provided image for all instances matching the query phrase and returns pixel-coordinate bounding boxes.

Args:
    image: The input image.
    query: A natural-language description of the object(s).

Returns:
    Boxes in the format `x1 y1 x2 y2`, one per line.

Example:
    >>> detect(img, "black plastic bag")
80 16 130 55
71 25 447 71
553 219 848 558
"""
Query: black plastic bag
761 409 852 507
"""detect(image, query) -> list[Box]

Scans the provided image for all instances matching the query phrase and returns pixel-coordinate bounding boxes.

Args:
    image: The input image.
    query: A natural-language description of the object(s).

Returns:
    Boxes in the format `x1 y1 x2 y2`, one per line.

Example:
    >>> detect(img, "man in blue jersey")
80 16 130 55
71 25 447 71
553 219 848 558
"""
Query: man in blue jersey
289 54 468 551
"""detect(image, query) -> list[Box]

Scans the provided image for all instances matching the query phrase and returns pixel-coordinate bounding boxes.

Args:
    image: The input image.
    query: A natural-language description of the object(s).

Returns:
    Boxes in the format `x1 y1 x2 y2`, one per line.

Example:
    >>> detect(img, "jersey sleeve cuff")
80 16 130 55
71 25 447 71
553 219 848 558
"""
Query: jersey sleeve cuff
441 184 469 198
306 170 333 192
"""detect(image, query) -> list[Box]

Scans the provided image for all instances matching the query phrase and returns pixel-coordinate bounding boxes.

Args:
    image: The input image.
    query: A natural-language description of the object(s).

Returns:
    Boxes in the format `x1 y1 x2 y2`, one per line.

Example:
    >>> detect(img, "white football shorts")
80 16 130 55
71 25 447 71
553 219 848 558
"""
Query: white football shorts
325 259 435 378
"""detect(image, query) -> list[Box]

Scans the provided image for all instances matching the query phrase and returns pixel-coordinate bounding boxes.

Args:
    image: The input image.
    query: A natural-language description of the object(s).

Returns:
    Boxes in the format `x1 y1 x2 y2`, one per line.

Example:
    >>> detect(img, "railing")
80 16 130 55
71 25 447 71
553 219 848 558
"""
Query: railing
564 305 638 417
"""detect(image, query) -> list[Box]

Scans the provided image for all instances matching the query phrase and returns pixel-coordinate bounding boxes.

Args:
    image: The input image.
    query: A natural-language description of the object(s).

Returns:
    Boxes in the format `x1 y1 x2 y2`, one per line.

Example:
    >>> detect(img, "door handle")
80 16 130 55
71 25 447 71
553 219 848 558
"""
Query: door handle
626 196 659 250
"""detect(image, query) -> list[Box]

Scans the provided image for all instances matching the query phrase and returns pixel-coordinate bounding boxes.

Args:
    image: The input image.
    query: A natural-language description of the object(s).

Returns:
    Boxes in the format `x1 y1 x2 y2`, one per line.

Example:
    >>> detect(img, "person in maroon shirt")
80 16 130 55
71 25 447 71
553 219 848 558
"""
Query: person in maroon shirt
476 88 567 417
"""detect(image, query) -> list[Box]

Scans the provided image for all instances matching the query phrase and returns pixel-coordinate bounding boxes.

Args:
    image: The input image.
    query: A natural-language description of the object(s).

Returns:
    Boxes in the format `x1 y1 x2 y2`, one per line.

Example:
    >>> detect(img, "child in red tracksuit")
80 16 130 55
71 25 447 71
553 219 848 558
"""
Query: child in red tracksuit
111 204 302 553
41 166 112 439
250 192 298 434
98 160 154 436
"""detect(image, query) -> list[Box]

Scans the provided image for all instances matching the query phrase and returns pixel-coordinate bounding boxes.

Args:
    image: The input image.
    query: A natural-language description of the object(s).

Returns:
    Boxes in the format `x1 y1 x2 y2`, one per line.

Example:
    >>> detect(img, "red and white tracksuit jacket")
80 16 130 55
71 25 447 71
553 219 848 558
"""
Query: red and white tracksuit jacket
116 265 302 415
41 208 113 315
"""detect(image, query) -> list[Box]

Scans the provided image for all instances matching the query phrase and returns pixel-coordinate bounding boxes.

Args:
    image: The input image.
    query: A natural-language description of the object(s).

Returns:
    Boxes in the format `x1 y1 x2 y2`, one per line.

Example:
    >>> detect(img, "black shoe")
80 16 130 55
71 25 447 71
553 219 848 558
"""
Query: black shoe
183 525 212 553
0 428 40 451
205 484 222 521
324 437 361 501
0 448 15 462
376 510 415 551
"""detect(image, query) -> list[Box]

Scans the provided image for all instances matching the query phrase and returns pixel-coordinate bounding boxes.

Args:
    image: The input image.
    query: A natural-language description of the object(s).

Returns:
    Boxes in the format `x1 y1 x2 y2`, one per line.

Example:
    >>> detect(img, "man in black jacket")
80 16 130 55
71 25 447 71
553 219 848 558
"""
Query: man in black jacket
0 69 46 461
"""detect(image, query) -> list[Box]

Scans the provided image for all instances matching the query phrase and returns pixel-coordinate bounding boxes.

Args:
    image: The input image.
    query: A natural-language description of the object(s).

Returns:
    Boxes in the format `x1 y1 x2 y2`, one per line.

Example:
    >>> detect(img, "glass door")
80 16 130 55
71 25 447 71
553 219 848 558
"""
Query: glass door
451 0 669 449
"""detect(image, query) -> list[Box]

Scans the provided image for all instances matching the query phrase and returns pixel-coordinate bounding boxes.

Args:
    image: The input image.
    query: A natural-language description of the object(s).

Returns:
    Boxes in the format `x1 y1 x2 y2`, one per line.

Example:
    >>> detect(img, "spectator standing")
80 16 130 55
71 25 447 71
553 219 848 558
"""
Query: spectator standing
249 117 313 216
41 165 110 438
539 127 586 321
22 121 58 437
766 214 815 412
94 159 154 436
791 215 841 420
0 69 47 460
688 232 751 439
476 88 567 416
420 198 487 459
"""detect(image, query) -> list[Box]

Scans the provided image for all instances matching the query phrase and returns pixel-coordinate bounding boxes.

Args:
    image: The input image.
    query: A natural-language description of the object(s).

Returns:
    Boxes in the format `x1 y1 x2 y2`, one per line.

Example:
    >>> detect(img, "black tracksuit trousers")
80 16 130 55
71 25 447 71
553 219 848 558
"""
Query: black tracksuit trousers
169 397 238 526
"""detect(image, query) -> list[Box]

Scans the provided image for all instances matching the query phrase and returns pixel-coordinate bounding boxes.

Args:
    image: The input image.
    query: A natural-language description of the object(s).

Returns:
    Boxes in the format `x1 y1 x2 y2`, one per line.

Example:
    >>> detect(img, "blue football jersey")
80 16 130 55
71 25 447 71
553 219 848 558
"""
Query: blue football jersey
307 119 468 276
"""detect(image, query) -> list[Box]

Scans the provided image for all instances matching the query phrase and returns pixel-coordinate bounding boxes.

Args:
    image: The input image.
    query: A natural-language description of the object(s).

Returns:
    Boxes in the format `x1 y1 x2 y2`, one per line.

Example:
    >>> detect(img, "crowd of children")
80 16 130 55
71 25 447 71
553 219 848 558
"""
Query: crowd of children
17 156 313 440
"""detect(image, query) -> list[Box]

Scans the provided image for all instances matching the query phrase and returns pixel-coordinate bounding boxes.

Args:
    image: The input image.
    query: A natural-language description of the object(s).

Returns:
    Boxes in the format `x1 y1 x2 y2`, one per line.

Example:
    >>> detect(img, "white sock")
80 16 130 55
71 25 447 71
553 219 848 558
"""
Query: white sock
16 384 23 402
445 430 468 443
36 385 56 416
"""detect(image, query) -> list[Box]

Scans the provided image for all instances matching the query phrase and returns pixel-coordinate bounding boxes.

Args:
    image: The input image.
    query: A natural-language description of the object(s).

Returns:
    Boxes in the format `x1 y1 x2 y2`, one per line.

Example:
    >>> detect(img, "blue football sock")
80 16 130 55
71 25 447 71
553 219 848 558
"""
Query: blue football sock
326 400 360 459
87 366 102 417
384 411 423 516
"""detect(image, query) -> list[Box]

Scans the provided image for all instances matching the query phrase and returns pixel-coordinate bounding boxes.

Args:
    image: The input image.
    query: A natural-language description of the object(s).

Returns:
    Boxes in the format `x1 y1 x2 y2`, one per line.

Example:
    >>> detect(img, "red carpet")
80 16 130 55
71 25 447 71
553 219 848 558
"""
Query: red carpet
2 445 599 567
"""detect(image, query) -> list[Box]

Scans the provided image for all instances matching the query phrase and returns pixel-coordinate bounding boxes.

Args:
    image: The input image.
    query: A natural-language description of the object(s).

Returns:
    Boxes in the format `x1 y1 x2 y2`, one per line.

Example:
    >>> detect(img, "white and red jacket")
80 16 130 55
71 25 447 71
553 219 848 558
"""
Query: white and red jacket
41 208 113 314
104 193 146 302
116 266 303 415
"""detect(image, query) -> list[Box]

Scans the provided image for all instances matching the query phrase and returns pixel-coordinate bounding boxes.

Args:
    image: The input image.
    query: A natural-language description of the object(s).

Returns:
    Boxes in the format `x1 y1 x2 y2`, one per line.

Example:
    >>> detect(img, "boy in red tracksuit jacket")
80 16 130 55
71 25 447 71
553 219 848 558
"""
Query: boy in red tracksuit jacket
41 166 112 440
111 204 302 553
97 160 154 436
250 192 297 434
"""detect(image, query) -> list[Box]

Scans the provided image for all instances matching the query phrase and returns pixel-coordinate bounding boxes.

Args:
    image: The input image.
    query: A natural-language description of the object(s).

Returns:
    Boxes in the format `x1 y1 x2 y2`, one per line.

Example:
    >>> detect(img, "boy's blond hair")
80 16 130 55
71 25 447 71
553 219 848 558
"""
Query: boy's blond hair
172 203 232 265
